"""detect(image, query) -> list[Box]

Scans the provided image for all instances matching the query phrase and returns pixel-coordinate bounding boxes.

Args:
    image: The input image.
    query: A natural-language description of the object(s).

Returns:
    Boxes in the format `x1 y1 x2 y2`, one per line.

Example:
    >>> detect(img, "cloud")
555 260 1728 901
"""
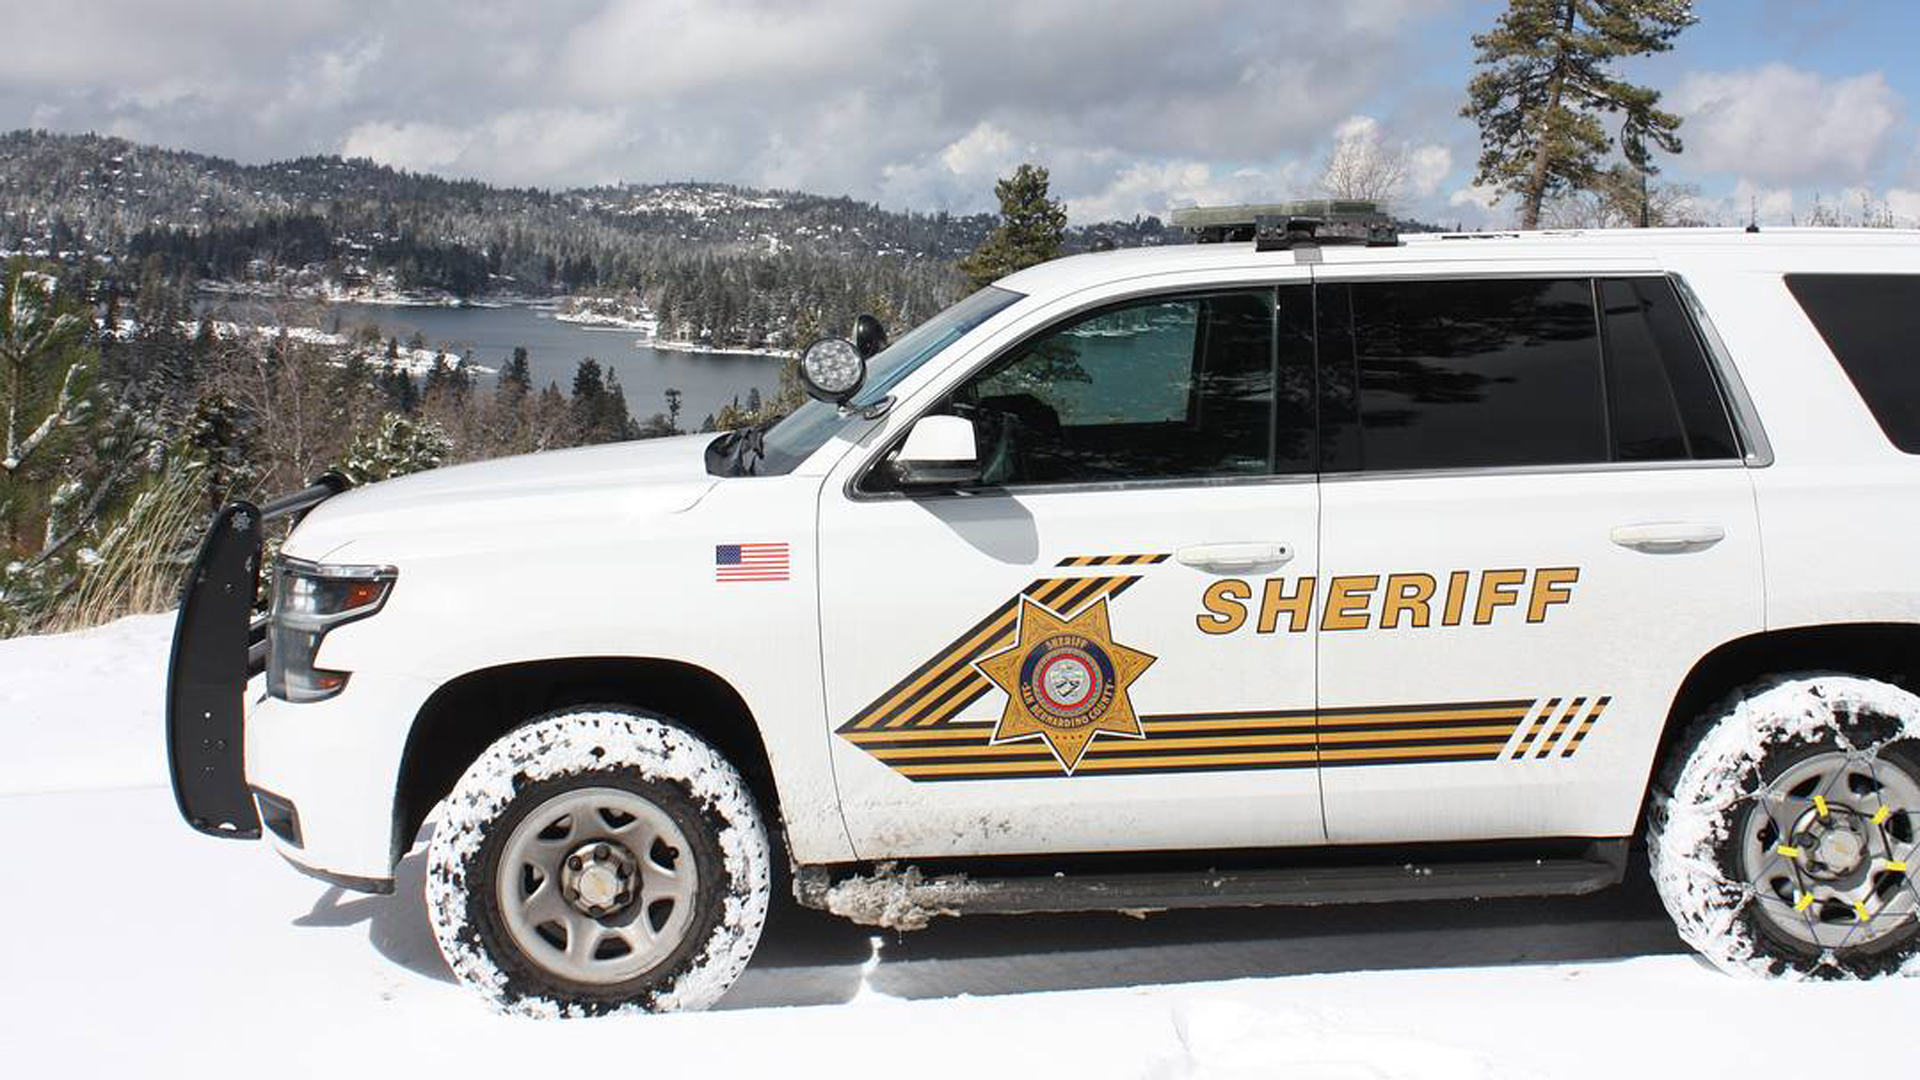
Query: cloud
1446 182 1504 227
1407 145 1453 198
1885 189 1920 224
1729 179 1797 224
1671 64 1906 186
1064 159 1315 224
341 120 472 172
342 109 631 185
0 0 1466 218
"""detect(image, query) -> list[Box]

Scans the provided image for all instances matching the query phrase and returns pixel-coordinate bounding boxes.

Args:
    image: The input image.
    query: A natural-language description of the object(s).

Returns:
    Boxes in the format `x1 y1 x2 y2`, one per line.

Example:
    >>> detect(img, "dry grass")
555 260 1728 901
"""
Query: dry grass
45 466 202 634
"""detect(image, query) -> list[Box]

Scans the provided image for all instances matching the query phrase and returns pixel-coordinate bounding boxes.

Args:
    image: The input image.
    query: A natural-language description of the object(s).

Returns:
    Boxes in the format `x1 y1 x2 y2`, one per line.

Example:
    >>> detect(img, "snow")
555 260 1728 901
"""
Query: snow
4 615 1920 1078
822 861 983 930
0 612 171 794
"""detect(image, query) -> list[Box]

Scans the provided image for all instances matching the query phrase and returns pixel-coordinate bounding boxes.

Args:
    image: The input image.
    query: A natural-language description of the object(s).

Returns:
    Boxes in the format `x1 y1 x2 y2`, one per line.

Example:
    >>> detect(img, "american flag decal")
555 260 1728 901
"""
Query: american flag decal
715 542 790 582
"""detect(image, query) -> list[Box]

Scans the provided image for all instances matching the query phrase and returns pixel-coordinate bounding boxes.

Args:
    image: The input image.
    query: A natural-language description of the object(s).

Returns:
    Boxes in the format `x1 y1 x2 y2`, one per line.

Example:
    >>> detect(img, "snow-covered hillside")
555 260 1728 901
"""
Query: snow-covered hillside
2 616 1917 1078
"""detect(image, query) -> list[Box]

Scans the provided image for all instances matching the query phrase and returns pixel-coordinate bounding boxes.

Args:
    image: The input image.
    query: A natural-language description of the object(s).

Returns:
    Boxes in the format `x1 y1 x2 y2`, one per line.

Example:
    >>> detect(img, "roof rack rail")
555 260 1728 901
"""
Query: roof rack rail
1170 199 1398 251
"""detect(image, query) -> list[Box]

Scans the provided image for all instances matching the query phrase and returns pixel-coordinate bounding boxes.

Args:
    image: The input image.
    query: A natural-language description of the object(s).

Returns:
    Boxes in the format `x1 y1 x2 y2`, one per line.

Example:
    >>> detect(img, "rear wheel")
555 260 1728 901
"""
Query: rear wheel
426 708 772 1015
1650 675 1920 979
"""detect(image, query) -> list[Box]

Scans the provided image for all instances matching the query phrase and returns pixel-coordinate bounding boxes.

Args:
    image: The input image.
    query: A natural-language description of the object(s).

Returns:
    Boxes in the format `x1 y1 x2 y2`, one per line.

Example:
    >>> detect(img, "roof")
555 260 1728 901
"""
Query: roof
994 227 1920 296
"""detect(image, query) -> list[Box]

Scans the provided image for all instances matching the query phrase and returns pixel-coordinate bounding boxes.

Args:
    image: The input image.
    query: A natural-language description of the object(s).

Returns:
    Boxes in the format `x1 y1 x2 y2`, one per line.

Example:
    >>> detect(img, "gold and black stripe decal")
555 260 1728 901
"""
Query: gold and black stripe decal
1511 697 1560 758
841 567 1160 732
1533 696 1585 758
842 699 1535 782
1055 553 1173 568
1315 699 1533 769
1560 696 1610 756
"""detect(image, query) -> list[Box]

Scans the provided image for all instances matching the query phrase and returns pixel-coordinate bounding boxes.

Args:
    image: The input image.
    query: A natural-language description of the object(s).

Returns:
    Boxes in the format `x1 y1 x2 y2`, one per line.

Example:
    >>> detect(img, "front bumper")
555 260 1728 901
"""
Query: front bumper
245 667 438 888
166 474 422 893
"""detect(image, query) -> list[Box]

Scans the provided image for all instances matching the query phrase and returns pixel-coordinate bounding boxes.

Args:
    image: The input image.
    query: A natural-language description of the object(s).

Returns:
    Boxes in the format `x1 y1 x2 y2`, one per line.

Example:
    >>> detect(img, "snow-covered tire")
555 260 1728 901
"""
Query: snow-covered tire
1649 675 1920 980
425 707 772 1016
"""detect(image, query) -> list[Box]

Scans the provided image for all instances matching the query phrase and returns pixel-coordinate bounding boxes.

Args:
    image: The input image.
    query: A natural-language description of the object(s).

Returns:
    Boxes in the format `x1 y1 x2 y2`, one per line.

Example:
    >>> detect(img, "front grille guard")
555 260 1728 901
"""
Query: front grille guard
164 473 349 839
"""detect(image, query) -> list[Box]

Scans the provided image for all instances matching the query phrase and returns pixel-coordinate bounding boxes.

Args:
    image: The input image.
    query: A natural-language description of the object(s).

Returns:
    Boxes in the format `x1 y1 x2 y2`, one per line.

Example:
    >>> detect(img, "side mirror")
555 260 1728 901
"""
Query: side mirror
892 415 980 488
853 313 889 359
798 337 866 404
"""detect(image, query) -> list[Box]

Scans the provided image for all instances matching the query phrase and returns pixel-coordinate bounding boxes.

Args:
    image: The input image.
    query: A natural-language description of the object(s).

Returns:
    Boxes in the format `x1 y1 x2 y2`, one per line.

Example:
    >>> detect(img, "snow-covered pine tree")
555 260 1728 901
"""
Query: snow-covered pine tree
340 412 453 485
182 391 255 513
0 261 105 632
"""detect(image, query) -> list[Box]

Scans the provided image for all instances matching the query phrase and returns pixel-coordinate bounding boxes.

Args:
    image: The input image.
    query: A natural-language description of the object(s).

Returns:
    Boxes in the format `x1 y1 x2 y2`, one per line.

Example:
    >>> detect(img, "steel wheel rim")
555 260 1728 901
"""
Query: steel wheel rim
495 786 699 984
1738 747 1920 951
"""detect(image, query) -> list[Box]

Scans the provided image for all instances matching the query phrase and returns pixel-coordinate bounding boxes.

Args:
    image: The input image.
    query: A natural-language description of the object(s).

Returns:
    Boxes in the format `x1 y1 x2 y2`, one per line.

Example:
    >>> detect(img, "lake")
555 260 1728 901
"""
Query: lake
204 298 786 429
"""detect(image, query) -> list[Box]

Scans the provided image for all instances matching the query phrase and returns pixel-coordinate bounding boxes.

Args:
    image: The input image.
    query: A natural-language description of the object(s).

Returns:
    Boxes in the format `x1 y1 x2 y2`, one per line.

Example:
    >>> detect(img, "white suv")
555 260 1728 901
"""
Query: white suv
167 214 1920 1015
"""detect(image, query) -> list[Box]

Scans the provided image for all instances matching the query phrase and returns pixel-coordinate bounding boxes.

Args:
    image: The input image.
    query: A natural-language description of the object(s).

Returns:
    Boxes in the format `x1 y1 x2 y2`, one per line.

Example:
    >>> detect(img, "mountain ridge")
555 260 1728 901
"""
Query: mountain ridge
0 130 1179 348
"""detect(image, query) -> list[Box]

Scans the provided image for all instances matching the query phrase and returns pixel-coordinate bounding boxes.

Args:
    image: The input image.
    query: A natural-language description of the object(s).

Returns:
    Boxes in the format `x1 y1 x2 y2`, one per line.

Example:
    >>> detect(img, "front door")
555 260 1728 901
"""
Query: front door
818 283 1328 859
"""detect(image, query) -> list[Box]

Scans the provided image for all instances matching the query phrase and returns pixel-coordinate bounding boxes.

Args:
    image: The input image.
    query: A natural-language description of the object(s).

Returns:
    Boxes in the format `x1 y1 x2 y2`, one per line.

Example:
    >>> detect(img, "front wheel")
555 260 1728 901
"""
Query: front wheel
426 708 772 1016
1649 675 1920 979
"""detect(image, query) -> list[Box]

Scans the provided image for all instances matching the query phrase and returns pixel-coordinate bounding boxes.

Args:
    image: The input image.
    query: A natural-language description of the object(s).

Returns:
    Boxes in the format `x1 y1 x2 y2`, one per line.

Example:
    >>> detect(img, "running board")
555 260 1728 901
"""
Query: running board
795 839 1628 931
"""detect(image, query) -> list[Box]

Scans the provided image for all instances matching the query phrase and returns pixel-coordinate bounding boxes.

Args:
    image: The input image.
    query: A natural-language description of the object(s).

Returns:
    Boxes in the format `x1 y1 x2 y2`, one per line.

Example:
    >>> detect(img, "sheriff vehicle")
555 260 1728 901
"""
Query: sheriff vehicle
168 203 1920 1015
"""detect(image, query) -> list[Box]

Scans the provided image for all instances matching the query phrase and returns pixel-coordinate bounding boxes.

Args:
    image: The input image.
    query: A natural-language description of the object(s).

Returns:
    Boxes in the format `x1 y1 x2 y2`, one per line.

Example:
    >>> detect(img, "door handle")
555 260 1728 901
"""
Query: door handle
1175 541 1294 573
1610 522 1726 554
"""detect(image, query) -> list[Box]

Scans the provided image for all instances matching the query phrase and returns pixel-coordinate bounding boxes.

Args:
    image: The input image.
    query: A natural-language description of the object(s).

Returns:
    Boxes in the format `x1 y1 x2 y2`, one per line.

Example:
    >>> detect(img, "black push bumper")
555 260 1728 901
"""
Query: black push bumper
164 474 348 839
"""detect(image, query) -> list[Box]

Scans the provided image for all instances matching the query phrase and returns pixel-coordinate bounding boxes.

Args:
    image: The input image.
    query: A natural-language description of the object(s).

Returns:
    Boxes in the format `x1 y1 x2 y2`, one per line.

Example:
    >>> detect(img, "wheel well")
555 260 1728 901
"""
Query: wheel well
1652 623 1920 795
391 658 781 866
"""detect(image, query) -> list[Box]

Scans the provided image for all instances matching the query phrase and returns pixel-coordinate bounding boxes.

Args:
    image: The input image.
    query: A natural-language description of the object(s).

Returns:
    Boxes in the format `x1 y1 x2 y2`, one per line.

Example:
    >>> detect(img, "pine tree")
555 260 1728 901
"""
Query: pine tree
569 357 607 441
182 391 254 513
340 412 452 484
664 387 683 434
501 346 531 398
568 358 636 444
958 164 1068 292
601 370 636 442
1463 0 1694 229
380 366 419 414
0 260 104 630
422 354 456 400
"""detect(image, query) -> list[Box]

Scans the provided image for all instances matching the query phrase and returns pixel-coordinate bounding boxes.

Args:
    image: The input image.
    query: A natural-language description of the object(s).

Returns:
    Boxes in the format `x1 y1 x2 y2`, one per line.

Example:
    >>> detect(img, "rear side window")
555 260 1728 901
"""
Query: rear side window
1598 278 1740 461
1785 274 1920 454
1325 278 1608 471
1319 276 1738 472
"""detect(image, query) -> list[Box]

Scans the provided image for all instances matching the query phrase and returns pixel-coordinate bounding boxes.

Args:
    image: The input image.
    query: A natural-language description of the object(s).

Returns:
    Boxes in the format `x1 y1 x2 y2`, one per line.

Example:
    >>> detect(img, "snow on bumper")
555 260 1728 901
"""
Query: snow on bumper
244 668 436 887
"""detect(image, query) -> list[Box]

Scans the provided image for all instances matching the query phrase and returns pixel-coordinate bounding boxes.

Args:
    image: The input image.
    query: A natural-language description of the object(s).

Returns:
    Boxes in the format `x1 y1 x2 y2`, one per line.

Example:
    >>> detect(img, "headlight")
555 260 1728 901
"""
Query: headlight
267 557 397 703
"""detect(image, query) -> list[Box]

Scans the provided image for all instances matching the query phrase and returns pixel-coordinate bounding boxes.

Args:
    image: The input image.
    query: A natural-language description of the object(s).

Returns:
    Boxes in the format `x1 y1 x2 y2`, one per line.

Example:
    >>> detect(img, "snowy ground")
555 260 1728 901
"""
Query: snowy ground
4 617 1917 1078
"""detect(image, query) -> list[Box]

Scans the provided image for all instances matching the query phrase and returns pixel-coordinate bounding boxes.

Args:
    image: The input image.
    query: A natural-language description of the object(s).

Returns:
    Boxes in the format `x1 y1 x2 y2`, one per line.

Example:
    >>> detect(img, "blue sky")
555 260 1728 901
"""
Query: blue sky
1313 1 1920 226
2 1 1915 227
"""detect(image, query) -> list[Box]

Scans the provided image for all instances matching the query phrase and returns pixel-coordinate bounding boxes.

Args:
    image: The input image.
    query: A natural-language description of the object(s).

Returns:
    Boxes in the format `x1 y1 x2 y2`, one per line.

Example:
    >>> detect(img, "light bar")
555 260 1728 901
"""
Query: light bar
1171 199 1397 250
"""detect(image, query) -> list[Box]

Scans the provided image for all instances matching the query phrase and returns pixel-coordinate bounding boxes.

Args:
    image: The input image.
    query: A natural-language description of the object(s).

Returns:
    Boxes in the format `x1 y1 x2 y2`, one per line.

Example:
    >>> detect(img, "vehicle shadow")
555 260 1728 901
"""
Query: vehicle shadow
723 849 1693 1008
293 835 1694 1009
290 827 453 985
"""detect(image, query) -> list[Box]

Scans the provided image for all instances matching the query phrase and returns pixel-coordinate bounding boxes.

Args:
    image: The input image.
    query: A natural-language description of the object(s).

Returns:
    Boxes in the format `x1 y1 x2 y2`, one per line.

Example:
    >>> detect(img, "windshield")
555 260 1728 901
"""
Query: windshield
716 285 1024 476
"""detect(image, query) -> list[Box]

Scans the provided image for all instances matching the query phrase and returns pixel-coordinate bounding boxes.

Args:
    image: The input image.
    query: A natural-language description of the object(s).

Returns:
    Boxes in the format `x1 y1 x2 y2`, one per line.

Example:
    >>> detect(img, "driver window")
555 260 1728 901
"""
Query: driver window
939 289 1282 487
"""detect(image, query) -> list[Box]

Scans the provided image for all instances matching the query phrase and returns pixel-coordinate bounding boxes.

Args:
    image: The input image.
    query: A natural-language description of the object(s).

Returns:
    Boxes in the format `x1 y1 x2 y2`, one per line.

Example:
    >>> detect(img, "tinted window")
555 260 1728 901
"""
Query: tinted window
1599 277 1739 461
1333 278 1608 471
903 289 1308 487
1785 274 1920 454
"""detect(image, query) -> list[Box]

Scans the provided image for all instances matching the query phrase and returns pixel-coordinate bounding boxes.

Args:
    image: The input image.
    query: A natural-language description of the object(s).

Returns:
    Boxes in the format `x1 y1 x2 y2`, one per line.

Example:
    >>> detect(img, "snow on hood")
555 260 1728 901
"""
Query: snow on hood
284 433 719 561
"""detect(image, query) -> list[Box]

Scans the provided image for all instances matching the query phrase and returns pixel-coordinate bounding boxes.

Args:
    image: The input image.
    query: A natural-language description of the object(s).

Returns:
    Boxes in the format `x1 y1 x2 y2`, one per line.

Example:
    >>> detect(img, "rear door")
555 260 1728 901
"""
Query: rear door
1309 268 1765 843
